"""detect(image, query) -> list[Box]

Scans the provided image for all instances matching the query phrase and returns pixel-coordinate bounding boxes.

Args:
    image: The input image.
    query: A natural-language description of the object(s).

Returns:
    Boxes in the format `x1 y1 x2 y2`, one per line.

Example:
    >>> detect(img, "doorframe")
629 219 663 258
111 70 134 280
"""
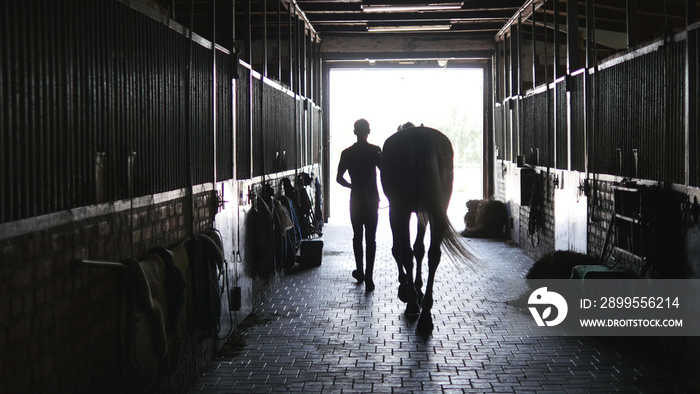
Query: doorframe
320 59 496 221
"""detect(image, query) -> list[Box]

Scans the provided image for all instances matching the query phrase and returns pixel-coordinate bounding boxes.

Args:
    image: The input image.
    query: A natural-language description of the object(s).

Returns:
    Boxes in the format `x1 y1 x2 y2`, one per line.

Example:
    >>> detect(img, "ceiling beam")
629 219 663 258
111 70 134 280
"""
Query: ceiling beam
305 9 513 23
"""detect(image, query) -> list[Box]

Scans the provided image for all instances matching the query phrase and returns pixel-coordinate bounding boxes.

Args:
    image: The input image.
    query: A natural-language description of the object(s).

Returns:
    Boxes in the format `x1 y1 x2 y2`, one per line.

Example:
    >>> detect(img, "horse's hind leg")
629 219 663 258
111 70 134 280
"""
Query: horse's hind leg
390 213 407 302
390 208 420 315
413 218 427 304
417 226 444 335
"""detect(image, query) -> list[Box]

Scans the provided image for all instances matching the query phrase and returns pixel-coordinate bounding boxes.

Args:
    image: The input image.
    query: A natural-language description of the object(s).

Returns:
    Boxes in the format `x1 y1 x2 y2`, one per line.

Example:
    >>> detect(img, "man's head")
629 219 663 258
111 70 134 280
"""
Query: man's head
354 118 370 136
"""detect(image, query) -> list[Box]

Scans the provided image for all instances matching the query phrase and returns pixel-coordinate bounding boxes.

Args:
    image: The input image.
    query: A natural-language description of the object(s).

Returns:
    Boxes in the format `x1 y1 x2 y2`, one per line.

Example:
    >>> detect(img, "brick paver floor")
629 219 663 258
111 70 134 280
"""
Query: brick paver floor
189 214 698 393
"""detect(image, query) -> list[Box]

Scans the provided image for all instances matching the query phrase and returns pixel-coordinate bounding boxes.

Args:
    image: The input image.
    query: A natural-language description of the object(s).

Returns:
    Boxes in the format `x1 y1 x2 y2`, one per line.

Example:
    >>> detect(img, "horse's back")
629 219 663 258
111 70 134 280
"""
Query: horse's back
380 126 454 212
382 126 451 155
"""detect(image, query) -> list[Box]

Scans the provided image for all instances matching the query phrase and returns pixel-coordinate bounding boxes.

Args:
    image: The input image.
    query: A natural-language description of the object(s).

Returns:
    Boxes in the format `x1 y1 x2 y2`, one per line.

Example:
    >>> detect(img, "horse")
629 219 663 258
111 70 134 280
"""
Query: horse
380 124 480 335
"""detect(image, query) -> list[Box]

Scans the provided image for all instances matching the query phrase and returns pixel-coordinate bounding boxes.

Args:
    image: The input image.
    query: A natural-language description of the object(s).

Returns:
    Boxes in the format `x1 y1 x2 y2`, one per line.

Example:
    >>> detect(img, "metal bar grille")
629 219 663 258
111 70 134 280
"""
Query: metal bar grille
521 91 553 167
505 100 512 161
251 75 263 177
190 43 215 185
522 96 534 164
261 84 297 173
691 28 700 186
236 65 251 179
666 40 686 184
494 103 504 160
128 10 190 198
2 0 322 224
555 80 567 170
283 91 296 169
569 73 586 172
595 42 686 182
296 96 304 167
544 88 554 168
1 1 206 222
262 82 276 173
512 99 520 162
311 104 322 165
216 49 234 181
301 99 309 167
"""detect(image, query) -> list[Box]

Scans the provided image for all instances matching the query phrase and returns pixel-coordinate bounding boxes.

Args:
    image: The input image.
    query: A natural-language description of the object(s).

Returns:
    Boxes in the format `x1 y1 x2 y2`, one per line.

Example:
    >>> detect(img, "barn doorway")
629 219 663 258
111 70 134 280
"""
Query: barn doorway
328 67 484 226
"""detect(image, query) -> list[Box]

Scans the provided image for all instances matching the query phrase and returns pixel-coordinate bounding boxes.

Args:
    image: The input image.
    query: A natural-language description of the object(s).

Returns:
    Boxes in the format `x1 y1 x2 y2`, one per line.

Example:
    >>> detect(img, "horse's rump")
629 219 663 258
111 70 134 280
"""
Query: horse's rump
381 126 480 269
381 127 452 212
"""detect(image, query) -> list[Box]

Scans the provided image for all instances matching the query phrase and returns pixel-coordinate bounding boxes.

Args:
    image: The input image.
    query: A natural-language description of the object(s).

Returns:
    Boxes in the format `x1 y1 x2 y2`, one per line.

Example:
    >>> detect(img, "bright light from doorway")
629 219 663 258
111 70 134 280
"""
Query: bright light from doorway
329 67 484 224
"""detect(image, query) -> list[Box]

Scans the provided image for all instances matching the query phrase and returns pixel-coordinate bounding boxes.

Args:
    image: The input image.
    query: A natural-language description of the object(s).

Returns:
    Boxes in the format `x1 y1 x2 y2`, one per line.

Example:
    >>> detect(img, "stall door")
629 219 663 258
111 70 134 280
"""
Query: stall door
554 172 587 253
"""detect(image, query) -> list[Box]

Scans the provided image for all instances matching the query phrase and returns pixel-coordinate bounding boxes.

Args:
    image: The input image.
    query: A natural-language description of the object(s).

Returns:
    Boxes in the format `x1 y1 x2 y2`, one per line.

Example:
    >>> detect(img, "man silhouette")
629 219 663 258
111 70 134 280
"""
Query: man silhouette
336 119 381 292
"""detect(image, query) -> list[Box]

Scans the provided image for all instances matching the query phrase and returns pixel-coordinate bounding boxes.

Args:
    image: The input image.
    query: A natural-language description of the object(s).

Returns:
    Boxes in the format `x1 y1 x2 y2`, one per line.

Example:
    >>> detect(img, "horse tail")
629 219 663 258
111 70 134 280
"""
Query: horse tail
419 134 483 271
441 217 483 270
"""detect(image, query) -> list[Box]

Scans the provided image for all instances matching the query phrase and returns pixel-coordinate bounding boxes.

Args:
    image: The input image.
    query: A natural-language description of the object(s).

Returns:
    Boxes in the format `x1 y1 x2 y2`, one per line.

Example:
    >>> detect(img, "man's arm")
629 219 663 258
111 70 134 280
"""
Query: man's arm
336 157 351 189
336 169 351 189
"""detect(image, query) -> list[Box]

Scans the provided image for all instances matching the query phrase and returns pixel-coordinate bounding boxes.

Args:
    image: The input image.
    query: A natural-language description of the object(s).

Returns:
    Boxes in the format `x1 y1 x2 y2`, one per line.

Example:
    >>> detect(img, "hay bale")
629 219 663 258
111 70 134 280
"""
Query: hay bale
461 198 509 239
463 199 482 228
526 250 600 279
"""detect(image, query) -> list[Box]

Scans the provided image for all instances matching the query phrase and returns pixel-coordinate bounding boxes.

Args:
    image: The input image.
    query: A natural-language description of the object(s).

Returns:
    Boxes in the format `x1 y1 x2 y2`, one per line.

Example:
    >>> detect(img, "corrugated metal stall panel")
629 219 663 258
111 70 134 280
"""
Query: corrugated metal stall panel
1 1 218 223
252 76 263 177
595 42 685 183
625 53 656 179
297 97 306 166
262 83 297 173
505 100 513 162
129 9 190 199
555 81 567 170
543 88 554 168
262 83 277 173
1 0 324 224
512 98 521 162
236 65 251 179
262 82 277 174
595 63 627 176
665 40 686 184
569 73 586 172
216 49 234 181
190 43 215 186
311 104 322 165
522 96 535 164
282 92 296 169
692 28 700 186
300 99 309 167
522 91 552 167
495 103 505 159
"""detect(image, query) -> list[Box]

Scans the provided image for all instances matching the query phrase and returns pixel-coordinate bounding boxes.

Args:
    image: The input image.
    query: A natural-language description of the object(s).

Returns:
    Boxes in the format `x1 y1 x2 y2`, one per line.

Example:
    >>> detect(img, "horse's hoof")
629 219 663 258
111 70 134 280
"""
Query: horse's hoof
398 283 409 303
416 314 434 336
352 270 365 283
416 290 424 305
405 303 420 316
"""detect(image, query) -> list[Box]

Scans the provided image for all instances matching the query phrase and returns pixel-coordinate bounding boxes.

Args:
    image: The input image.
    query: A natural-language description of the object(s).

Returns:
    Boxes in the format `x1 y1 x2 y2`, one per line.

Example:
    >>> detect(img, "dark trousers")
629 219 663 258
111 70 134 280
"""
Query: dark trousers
350 201 378 279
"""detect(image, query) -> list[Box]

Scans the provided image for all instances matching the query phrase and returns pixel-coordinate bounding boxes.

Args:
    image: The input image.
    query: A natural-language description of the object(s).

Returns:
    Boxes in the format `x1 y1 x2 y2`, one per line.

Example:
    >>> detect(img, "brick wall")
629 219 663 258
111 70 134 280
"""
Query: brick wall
502 169 694 278
518 171 556 261
0 190 218 393
587 179 616 265
586 179 688 278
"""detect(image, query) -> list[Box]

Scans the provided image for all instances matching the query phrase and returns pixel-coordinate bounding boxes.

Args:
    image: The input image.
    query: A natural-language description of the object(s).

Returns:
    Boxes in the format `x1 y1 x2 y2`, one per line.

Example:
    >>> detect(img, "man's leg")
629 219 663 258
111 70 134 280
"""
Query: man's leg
350 203 365 282
364 205 379 291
